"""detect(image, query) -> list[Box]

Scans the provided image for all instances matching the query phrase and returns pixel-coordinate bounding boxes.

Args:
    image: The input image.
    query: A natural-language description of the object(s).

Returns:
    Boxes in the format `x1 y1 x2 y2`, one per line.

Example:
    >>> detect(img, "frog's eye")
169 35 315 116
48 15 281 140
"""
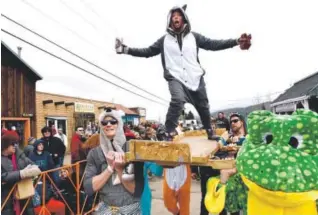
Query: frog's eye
263 133 273 144
289 135 303 149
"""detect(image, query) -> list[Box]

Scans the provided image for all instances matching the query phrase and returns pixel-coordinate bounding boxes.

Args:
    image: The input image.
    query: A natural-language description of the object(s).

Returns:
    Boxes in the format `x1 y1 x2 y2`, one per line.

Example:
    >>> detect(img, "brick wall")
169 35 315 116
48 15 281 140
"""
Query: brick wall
36 91 140 152
36 92 113 151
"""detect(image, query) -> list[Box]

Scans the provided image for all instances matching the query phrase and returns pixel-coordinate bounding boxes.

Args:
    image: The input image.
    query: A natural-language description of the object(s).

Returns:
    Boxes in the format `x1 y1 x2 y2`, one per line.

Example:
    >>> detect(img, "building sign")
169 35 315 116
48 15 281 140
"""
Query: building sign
75 102 94 113
139 108 146 117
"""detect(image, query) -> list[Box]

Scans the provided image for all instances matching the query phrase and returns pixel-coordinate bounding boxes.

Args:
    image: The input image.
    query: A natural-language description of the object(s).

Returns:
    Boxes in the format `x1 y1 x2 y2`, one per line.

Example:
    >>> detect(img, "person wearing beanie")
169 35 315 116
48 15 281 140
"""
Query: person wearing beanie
1 134 41 215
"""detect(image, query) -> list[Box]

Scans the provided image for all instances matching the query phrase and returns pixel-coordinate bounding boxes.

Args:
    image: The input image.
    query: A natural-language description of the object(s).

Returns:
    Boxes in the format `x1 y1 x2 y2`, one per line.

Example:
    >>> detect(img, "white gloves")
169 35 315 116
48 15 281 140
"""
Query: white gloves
115 38 128 54
20 164 41 179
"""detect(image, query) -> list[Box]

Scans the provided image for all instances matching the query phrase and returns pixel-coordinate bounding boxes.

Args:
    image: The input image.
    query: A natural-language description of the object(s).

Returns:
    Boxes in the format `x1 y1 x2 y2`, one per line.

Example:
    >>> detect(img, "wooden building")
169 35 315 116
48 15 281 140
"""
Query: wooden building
1 42 42 146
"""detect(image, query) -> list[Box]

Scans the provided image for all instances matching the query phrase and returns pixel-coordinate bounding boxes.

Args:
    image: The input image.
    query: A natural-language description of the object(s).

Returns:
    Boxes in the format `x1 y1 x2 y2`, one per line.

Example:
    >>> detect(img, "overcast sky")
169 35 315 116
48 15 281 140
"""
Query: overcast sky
2 0 318 121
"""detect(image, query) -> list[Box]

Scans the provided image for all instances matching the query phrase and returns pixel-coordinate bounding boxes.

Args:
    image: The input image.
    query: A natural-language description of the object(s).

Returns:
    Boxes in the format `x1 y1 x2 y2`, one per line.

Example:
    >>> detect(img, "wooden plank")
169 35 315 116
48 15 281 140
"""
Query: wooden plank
177 136 218 158
1 66 8 117
7 67 14 117
1 117 32 121
130 140 191 163
126 130 236 169
24 118 31 146
13 68 17 116
20 71 24 115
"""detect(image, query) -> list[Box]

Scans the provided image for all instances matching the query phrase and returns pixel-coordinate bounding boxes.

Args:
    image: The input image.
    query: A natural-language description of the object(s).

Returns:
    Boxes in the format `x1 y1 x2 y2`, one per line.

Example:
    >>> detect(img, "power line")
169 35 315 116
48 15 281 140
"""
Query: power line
21 0 100 50
2 29 168 107
2 14 169 103
59 0 102 34
79 0 119 35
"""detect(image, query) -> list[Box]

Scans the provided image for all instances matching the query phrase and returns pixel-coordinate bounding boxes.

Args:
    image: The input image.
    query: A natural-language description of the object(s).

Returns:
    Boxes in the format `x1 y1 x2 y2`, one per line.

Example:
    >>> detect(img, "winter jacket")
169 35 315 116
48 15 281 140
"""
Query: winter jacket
127 6 238 91
70 133 87 164
40 136 66 165
1 148 35 215
29 142 55 203
29 140 55 172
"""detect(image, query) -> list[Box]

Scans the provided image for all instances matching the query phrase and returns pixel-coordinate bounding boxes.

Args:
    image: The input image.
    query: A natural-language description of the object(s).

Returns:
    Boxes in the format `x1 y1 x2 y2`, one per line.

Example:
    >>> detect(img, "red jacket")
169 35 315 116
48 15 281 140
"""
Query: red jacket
71 134 86 163
124 126 136 141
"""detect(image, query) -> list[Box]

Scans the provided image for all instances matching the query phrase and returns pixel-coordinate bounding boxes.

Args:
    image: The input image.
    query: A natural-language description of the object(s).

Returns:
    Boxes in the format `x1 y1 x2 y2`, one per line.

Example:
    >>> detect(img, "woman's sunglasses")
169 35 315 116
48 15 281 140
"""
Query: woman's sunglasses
101 119 118 126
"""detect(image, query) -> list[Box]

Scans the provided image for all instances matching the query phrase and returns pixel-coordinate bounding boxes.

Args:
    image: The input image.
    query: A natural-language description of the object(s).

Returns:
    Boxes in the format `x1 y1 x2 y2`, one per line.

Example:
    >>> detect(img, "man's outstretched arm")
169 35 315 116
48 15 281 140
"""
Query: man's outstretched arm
120 36 164 58
193 32 239 51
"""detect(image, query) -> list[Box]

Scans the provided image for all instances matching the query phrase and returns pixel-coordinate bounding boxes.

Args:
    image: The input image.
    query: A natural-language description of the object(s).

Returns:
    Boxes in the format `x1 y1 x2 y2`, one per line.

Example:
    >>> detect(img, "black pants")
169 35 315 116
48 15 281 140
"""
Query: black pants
165 78 212 132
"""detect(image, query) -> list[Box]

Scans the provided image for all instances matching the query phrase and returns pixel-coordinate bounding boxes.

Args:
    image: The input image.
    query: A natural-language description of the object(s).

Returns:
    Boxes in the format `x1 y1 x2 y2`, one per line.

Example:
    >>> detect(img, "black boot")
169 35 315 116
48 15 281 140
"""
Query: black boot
206 129 220 141
161 129 178 168
164 129 178 142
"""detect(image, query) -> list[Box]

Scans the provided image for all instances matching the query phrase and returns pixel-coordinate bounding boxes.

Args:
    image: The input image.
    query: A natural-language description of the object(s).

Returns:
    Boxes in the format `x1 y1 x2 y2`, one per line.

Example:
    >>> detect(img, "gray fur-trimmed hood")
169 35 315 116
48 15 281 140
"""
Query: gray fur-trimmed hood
166 4 191 33
98 109 126 154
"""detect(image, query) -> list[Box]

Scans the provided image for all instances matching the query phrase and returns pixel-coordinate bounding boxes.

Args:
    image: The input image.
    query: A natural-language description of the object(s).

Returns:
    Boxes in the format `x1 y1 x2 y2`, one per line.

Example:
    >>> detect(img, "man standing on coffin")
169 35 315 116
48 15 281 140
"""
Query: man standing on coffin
116 4 252 141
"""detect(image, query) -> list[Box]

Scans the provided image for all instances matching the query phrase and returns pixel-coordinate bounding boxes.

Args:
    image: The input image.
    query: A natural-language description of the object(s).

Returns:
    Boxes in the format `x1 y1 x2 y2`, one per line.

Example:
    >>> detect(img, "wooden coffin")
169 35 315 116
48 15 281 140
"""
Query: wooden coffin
125 130 236 169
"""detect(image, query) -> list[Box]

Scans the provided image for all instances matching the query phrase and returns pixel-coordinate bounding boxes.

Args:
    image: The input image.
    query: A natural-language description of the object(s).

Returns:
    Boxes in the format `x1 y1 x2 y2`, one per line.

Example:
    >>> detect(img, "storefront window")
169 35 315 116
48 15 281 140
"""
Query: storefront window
46 117 67 136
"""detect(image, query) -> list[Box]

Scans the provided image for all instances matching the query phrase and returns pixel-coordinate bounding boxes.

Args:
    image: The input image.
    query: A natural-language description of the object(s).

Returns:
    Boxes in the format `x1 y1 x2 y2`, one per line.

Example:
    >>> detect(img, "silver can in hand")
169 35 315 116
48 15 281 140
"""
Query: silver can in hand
115 38 123 53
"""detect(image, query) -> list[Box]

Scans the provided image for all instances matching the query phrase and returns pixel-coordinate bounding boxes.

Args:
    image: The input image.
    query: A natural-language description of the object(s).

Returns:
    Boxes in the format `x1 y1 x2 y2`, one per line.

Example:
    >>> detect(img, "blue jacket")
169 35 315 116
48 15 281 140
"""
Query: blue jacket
29 140 55 203
141 162 163 215
29 139 55 172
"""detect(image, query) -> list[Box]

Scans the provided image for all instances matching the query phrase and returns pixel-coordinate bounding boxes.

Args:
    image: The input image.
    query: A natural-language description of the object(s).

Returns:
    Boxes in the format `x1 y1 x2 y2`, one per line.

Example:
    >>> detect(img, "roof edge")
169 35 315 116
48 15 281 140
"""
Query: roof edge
270 95 310 107
36 91 138 115
1 41 43 80
294 71 318 85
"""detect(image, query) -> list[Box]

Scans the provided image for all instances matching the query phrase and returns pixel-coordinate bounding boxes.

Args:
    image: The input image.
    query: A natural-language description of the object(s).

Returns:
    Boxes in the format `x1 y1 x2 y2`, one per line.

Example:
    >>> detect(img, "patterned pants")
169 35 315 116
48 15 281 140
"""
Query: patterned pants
93 202 141 215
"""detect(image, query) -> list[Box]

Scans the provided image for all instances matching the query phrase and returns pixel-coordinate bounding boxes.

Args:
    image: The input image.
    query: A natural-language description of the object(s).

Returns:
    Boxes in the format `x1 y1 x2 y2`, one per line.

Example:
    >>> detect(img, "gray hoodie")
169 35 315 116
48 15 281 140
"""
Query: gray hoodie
126 5 239 91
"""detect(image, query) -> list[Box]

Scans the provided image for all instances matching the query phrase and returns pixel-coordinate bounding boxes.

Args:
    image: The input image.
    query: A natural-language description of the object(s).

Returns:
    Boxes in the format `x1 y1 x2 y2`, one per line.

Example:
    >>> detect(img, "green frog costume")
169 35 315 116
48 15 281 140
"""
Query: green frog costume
205 109 318 215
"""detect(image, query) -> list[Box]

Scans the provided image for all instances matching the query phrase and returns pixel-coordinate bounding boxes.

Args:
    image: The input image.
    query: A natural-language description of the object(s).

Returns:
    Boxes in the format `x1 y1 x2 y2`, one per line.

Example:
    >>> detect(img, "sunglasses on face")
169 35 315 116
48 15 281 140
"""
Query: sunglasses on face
101 119 118 126
231 119 240 124
77 129 84 132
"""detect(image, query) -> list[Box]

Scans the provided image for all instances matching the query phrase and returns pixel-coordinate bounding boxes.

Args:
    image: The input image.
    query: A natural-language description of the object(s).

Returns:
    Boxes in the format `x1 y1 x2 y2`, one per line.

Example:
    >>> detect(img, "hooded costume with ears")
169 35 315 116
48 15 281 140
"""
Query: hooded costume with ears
119 3 240 137
118 4 250 213
83 109 144 214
